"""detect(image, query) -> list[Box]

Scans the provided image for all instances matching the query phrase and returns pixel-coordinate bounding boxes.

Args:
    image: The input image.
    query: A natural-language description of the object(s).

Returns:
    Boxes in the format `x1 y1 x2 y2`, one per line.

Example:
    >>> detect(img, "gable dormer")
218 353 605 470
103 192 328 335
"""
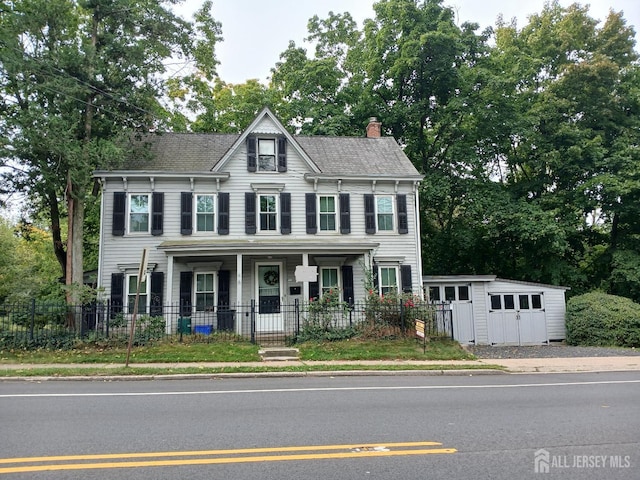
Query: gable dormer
212 107 320 174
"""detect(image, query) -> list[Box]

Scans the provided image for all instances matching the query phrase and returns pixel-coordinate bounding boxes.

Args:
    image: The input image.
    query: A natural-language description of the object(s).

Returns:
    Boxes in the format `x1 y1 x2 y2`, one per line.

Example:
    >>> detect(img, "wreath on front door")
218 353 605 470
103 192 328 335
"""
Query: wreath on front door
264 270 279 286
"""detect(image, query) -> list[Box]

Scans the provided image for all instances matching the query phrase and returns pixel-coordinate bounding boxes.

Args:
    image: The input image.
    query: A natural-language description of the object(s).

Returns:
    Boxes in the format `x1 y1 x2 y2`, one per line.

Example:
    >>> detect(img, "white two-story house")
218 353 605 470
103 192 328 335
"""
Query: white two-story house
94 108 423 337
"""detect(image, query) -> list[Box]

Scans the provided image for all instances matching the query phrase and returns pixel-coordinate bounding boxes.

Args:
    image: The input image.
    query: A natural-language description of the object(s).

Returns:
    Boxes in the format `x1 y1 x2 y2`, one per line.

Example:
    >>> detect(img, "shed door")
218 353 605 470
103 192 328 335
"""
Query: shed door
516 293 547 344
488 293 547 345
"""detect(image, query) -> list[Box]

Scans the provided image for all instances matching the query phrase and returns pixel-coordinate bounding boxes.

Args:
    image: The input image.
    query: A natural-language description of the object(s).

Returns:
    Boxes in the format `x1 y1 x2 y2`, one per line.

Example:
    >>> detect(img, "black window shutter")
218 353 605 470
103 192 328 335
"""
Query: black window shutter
277 137 287 172
342 265 354 307
179 271 193 316
112 192 126 236
217 270 230 309
247 136 257 172
150 271 164 316
218 192 230 235
364 194 376 234
280 192 291 234
339 193 351 234
245 192 256 234
397 194 408 234
180 192 193 235
151 192 164 236
309 281 320 302
401 265 413 293
110 273 124 318
305 193 317 234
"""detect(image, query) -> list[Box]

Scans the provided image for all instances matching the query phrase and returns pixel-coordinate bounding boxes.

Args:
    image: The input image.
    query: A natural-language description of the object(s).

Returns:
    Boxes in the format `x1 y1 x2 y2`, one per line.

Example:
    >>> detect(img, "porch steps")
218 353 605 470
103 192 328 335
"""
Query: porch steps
259 347 300 362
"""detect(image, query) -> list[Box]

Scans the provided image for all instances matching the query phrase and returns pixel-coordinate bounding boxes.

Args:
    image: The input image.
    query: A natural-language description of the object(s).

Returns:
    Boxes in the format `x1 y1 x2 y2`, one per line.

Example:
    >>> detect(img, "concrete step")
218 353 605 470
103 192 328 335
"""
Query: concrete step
259 347 300 361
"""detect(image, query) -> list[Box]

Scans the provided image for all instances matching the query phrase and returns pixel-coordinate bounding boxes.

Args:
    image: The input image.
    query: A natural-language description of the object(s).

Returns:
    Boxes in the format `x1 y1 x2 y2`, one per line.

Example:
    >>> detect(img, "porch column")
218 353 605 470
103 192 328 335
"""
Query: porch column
166 254 174 334
302 253 309 303
236 253 243 335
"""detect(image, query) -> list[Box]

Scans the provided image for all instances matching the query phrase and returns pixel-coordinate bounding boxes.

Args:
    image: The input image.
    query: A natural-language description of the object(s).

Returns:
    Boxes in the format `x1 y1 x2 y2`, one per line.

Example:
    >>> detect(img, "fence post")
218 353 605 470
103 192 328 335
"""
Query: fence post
29 298 36 342
250 299 256 344
349 298 353 327
399 299 405 335
295 298 300 337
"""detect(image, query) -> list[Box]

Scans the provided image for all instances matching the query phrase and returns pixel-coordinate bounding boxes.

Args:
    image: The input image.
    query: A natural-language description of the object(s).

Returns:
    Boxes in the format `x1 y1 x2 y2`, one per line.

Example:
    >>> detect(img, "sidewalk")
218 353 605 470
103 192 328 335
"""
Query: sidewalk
1 356 640 379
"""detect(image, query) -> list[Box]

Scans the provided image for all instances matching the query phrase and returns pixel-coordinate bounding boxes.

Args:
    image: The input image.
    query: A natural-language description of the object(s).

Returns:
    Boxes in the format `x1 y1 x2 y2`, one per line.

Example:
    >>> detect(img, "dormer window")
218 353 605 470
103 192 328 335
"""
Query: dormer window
247 136 287 172
258 139 276 171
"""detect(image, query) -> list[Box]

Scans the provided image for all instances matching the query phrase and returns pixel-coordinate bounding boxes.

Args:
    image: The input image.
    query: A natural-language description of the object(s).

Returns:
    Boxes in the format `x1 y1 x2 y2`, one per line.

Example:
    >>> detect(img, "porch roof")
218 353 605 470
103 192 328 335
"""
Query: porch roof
157 238 380 255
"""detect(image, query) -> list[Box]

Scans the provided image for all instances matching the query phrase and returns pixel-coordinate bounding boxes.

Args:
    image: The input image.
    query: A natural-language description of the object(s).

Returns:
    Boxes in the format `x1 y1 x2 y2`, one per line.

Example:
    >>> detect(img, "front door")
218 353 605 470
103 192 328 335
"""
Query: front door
256 263 283 332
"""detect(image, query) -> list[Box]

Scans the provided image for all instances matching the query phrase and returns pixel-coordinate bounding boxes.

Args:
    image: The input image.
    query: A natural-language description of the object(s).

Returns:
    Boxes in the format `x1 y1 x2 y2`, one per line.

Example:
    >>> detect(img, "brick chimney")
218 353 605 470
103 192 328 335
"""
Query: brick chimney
366 117 382 138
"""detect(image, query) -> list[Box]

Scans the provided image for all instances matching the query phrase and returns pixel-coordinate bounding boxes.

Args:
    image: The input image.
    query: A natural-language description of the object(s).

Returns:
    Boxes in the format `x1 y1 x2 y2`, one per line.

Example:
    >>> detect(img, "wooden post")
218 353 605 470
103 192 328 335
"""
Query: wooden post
125 248 148 367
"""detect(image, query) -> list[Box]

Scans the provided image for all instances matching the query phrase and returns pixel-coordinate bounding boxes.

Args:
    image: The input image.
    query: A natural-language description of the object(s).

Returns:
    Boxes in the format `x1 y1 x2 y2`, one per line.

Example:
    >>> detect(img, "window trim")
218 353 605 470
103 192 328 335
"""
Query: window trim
128 193 151 234
195 272 217 312
378 266 399 296
318 195 338 232
195 193 216 233
257 138 277 172
258 193 279 232
125 273 150 314
320 266 341 296
375 195 395 232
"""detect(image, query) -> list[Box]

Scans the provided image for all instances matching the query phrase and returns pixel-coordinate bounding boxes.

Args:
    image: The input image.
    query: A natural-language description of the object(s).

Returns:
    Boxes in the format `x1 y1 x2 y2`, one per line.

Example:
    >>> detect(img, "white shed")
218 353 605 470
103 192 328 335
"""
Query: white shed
422 275 569 346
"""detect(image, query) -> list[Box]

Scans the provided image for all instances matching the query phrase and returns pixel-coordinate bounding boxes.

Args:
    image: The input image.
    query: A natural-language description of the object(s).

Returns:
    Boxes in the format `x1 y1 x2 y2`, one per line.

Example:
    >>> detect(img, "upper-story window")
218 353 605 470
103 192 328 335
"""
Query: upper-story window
247 136 287 173
129 194 150 233
258 139 276 171
319 195 337 231
376 195 394 231
259 194 278 231
364 194 407 234
196 194 215 232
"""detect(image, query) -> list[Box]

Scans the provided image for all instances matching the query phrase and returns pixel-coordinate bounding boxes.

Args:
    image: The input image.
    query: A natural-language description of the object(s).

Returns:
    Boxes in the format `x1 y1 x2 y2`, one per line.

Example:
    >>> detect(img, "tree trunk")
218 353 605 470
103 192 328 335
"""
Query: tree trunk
48 188 67 279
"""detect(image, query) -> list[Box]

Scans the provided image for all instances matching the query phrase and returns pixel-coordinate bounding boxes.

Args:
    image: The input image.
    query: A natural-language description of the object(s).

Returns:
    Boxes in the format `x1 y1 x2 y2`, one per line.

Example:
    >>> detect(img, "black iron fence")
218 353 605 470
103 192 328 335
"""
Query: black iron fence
0 299 453 349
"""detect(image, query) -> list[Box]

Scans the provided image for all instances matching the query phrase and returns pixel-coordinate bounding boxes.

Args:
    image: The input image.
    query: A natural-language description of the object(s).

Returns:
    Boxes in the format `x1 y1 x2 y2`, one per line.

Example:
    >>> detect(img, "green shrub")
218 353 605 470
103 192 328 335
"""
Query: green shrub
566 291 640 347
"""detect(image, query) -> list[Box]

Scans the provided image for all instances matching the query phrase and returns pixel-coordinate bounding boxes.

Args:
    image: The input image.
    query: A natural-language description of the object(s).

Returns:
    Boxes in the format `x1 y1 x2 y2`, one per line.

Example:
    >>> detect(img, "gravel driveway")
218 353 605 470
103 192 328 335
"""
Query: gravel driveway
467 344 639 359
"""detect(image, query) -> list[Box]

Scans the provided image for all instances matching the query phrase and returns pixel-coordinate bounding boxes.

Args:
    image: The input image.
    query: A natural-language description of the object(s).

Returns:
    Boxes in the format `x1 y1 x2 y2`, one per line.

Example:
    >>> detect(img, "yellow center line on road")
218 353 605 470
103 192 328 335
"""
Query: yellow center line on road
0 442 457 474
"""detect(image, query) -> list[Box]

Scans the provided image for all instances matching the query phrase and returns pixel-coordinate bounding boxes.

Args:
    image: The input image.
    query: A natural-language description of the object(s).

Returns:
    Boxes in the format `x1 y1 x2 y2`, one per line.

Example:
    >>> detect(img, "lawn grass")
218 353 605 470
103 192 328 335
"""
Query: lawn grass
0 337 477 379
0 340 261 364
298 338 474 361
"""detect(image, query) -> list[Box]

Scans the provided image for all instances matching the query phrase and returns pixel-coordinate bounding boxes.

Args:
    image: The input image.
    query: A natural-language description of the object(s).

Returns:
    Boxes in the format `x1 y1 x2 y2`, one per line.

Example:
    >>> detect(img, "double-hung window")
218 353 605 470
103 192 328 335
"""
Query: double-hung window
258 139 276 172
196 194 215 232
129 194 150 233
319 196 337 231
195 273 215 311
259 194 277 231
376 196 394 231
378 266 398 295
126 274 149 314
320 267 340 296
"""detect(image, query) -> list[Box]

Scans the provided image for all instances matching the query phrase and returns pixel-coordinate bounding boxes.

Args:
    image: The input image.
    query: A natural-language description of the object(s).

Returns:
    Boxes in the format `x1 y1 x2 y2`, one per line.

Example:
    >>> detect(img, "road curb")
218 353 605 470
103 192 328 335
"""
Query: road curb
0 368 506 382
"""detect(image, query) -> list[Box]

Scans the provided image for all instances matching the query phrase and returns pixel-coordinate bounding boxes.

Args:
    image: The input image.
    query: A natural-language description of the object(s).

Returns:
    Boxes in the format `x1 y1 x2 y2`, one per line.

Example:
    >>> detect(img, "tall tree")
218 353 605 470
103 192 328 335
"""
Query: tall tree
0 0 215 321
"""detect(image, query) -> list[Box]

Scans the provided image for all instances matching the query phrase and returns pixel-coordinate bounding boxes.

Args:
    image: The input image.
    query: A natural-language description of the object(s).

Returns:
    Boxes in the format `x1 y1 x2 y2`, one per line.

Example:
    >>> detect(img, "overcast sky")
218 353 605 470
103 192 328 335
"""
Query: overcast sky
177 0 640 85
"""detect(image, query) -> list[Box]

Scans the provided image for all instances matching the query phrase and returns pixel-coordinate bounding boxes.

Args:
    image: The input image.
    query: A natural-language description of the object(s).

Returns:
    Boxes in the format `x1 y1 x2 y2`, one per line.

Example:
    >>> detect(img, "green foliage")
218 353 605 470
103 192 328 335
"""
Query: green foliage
566 292 640 347
296 289 356 342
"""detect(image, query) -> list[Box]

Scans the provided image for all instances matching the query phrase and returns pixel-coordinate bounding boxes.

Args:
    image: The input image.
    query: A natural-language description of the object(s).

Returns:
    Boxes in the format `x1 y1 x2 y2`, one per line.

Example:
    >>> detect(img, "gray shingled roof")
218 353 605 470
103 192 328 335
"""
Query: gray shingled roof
122 132 421 177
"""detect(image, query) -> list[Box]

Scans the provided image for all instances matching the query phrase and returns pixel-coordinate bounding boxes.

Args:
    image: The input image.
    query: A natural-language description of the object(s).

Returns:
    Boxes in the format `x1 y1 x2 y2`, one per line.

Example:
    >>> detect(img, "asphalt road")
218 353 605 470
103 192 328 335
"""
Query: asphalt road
1 372 639 479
